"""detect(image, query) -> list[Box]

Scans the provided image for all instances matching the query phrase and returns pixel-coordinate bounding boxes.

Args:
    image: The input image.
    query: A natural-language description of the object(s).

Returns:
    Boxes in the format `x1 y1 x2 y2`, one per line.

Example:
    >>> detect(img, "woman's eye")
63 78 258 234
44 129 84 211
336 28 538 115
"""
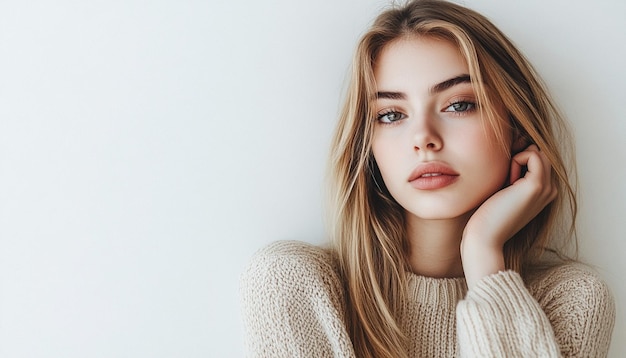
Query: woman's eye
444 101 476 113
377 111 405 123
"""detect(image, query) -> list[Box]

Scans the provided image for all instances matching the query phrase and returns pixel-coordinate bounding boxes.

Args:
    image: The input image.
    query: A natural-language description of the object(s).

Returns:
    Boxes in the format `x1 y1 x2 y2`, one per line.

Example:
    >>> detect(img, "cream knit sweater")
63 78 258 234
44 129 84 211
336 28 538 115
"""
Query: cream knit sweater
241 241 615 357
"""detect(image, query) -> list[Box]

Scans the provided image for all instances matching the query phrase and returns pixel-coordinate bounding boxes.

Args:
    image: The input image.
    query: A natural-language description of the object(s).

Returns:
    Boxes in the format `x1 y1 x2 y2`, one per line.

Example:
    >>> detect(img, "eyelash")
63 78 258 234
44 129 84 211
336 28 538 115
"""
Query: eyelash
376 99 477 124
443 100 478 115
376 109 405 124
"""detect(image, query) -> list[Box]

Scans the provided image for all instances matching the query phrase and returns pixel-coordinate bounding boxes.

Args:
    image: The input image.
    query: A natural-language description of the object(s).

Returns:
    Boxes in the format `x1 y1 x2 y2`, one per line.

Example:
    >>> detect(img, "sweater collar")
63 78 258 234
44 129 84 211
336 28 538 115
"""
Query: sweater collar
405 273 468 309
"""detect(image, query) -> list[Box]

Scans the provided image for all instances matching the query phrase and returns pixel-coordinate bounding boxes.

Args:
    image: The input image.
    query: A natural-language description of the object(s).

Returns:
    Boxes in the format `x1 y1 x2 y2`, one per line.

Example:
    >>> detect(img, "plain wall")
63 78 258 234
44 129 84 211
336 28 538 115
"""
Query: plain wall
0 0 623 357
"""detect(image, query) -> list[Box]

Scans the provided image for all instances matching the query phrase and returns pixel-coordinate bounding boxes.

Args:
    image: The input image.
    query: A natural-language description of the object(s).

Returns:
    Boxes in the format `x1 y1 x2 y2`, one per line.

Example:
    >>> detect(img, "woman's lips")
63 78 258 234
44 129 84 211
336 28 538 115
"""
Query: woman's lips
408 162 459 190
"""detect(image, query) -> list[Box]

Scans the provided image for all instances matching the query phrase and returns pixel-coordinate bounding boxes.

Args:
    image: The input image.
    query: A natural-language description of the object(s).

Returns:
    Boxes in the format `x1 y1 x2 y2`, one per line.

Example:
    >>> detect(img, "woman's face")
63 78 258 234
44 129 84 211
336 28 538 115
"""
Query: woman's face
371 36 512 220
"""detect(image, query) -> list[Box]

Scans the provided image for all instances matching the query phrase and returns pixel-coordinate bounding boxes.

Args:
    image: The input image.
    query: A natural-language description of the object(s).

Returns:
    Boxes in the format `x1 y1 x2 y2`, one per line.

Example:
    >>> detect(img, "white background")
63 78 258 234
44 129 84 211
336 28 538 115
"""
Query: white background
0 0 623 357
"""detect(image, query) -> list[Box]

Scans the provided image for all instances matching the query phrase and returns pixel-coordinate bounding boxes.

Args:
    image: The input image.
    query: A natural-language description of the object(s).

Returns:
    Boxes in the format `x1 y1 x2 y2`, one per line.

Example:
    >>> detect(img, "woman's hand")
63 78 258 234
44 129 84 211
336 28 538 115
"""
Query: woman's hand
461 145 557 289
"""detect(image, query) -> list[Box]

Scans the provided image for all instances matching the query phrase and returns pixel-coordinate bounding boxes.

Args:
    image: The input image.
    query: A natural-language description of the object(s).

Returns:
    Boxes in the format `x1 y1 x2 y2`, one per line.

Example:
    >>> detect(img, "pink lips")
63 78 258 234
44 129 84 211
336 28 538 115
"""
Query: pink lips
408 162 459 190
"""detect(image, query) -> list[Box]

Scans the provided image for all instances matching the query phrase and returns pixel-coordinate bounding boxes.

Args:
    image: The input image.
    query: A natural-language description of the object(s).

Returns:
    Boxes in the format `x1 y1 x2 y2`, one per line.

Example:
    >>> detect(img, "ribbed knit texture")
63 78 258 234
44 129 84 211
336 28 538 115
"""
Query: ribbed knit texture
241 241 615 357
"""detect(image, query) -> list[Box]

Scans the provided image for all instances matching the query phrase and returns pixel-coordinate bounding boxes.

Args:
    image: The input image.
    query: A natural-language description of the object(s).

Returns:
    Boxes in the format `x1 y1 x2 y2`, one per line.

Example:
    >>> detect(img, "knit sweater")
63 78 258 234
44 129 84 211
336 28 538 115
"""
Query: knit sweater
240 240 615 357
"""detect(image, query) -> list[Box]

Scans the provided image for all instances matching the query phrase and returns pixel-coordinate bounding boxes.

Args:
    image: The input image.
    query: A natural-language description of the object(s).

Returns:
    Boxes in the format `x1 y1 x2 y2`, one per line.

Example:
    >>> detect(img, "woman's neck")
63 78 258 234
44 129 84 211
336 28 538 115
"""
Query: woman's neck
405 214 469 279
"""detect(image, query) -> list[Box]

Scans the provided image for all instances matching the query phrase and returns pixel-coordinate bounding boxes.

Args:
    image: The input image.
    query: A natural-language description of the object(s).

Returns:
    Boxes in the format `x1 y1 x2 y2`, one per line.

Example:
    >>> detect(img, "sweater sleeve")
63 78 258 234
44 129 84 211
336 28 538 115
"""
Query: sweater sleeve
456 271 560 357
456 267 615 358
528 265 615 357
240 240 355 358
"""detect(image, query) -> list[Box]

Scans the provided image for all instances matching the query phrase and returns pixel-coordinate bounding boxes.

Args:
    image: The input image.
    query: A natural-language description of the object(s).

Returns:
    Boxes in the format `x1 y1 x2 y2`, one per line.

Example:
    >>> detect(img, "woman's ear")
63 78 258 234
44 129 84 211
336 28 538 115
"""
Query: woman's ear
510 116 529 154
512 134 529 154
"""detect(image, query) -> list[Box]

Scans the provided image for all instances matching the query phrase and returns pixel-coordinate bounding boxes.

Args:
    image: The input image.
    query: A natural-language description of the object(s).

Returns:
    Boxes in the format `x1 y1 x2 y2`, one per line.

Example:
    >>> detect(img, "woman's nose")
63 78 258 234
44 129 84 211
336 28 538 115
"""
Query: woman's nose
412 114 443 151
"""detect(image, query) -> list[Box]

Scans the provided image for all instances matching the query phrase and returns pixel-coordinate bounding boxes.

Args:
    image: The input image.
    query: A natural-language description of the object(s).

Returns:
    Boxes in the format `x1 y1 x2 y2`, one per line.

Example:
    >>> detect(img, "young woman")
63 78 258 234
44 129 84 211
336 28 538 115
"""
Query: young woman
241 0 615 357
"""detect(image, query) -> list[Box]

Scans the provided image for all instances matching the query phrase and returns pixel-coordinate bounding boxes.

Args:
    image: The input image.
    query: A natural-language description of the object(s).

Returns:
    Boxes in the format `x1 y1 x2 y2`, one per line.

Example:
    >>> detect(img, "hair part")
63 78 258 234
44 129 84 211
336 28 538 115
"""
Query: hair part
326 1 577 357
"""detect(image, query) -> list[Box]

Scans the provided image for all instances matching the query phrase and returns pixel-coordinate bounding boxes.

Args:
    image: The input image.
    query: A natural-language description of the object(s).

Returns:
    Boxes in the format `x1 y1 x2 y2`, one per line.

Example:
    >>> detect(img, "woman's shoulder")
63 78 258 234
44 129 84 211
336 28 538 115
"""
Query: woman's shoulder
525 263 616 355
240 242 354 355
240 240 343 296
243 240 339 276
526 262 613 301
526 262 615 324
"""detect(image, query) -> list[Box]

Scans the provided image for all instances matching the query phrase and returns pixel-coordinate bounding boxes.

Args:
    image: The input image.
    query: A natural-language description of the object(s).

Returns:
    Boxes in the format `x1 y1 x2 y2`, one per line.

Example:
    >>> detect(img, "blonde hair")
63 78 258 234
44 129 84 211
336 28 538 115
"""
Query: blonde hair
326 0 577 357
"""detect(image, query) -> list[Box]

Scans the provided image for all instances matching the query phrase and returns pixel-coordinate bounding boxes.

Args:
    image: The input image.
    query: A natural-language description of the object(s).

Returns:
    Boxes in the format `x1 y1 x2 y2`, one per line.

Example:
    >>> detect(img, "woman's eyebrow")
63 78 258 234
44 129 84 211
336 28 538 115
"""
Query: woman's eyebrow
430 74 471 94
376 91 406 100
375 74 472 100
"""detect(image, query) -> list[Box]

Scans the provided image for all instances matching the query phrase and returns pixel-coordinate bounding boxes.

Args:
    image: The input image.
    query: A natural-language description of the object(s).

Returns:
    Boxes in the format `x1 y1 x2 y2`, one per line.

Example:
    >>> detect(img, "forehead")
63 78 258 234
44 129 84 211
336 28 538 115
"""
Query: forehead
373 37 469 92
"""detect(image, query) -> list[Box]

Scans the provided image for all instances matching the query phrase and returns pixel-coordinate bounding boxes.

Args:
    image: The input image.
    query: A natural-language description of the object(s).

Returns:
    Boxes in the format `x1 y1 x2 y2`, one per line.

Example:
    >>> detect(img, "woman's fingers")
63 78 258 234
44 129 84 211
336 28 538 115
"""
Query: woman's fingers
510 144 557 204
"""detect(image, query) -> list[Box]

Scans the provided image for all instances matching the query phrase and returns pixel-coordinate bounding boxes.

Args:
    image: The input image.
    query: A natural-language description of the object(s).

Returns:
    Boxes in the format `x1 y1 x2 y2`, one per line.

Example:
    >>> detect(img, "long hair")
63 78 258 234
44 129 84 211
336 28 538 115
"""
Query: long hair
326 0 577 357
